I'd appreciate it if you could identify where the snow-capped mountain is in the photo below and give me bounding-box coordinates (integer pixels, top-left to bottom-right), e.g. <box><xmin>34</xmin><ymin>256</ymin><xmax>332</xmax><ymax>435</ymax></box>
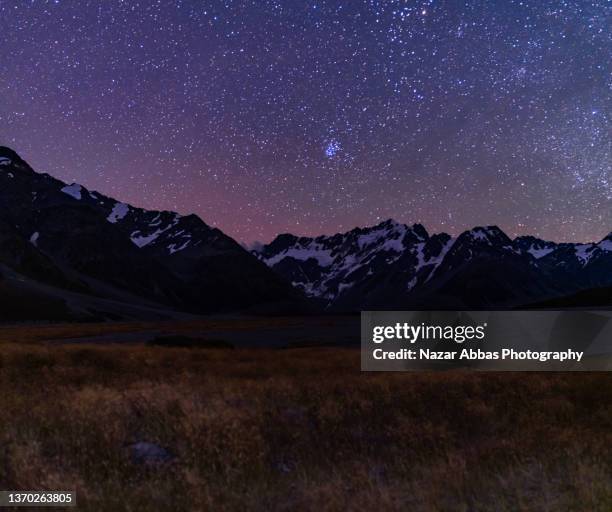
<box><xmin>0</xmin><ymin>146</ymin><xmax>305</xmax><ymax>320</ymax></box>
<box><xmin>254</xmin><ymin>220</ymin><xmax>612</xmax><ymax>310</ymax></box>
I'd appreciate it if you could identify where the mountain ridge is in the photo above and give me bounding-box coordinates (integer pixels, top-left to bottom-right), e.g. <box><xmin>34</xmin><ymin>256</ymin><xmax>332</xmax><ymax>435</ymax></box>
<box><xmin>0</xmin><ymin>147</ymin><xmax>306</xmax><ymax>320</ymax></box>
<box><xmin>253</xmin><ymin>219</ymin><xmax>612</xmax><ymax>310</ymax></box>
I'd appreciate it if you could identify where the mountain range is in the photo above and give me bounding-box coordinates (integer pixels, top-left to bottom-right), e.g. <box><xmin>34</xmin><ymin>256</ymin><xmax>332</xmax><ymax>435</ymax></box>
<box><xmin>0</xmin><ymin>146</ymin><xmax>610</xmax><ymax>321</ymax></box>
<box><xmin>253</xmin><ymin>220</ymin><xmax>612</xmax><ymax>310</ymax></box>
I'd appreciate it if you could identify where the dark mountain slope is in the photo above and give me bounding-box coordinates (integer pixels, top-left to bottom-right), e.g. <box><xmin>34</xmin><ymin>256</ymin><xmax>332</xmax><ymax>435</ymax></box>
<box><xmin>0</xmin><ymin>147</ymin><xmax>306</xmax><ymax>317</ymax></box>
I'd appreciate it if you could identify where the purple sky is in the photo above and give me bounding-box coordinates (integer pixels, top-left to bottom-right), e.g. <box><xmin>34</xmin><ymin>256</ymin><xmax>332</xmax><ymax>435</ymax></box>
<box><xmin>0</xmin><ymin>1</ymin><xmax>610</xmax><ymax>243</ymax></box>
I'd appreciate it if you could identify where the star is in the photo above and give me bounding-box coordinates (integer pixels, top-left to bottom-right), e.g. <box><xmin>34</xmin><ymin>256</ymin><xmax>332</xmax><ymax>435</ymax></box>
<box><xmin>325</xmin><ymin>140</ymin><xmax>341</xmax><ymax>159</ymax></box>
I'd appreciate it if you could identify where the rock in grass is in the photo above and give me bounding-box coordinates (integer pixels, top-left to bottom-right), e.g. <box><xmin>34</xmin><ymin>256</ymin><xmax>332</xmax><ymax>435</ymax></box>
<box><xmin>128</xmin><ymin>442</ymin><xmax>175</xmax><ymax>466</ymax></box>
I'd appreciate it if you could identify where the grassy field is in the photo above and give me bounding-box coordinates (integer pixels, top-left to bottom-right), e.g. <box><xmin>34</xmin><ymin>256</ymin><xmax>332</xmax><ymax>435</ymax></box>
<box><xmin>0</xmin><ymin>331</ymin><xmax>610</xmax><ymax>511</ymax></box>
<box><xmin>0</xmin><ymin>317</ymin><xmax>308</xmax><ymax>344</ymax></box>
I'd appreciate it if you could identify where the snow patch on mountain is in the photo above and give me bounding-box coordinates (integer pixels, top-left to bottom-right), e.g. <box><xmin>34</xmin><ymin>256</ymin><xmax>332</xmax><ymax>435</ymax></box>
<box><xmin>406</xmin><ymin>276</ymin><xmax>418</xmax><ymax>291</ymax></box>
<box><xmin>514</xmin><ymin>236</ymin><xmax>559</xmax><ymax>260</ymax></box>
<box><xmin>358</xmin><ymin>221</ymin><xmax>416</xmax><ymax>252</ymax></box>
<box><xmin>527</xmin><ymin>246</ymin><xmax>555</xmax><ymax>259</ymax></box>
<box><xmin>337</xmin><ymin>282</ymin><xmax>353</xmax><ymax>295</ymax></box>
<box><xmin>130</xmin><ymin>214</ymin><xmax>181</xmax><ymax>248</ymax></box>
<box><xmin>263</xmin><ymin>243</ymin><xmax>334</xmax><ymax>267</ymax></box>
<box><xmin>149</xmin><ymin>214</ymin><xmax>162</xmax><ymax>227</ymax></box>
<box><xmin>380</xmin><ymin>231</ymin><xmax>408</xmax><ymax>256</ymax></box>
<box><xmin>168</xmin><ymin>240</ymin><xmax>191</xmax><ymax>254</ymax></box>
<box><xmin>0</xmin><ymin>157</ymin><xmax>12</xmax><ymax>166</ymax></box>
<box><xmin>598</xmin><ymin>239</ymin><xmax>612</xmax><ymax>252</ymax></box>
<box><xmin>470</xmin><ymin>228</ymin><xmax>491</xmax><ymax>243</ymax></box>
<box><xmin>575</xmin><ymin>244</ymin><xmax>596</xmax><ymax>265</ymax></box>
<box><xmin>359</xmin><ymin>224</ymin><xmax>398</xmax><ymax>249</ymax></box>
<box><xmin>107</xmin><ymin>202</ymin><xmax>130</xmax><ymax>223</ymax></box>
<box><xmin>424</xmin><ymin>237</ymin><xmax>456</xmax><ymax>282</ymax></box>
<box><xmin>131</xmin><ymin>230</ymin><xmax>163</xmax><ymax>248</ymax></box>
<box><xmin>61</xmin><ymin>183</ymin><xmax>83</xmax><ymax>200</ymax></box>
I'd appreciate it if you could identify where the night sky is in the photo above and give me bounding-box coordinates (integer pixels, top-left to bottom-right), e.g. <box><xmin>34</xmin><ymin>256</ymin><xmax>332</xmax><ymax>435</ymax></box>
<box><xmin>0</xmin><ymin>1</ymin><xmax>609</xmax><ymax>244</ymax></box>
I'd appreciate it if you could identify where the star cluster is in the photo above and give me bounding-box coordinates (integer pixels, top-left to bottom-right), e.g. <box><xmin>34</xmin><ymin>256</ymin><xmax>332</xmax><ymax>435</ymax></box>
<box><xmin>0</xmin><ymin>0</ymin><xmax>609</xmax><ymax>243</ymax></box>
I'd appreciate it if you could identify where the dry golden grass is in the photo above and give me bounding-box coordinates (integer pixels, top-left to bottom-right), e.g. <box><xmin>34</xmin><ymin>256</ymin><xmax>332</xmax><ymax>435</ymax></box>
<box><xmin>0</xmin><ymin>339</ymin><xmax>610</xmax><ymax>511</ymax></box>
